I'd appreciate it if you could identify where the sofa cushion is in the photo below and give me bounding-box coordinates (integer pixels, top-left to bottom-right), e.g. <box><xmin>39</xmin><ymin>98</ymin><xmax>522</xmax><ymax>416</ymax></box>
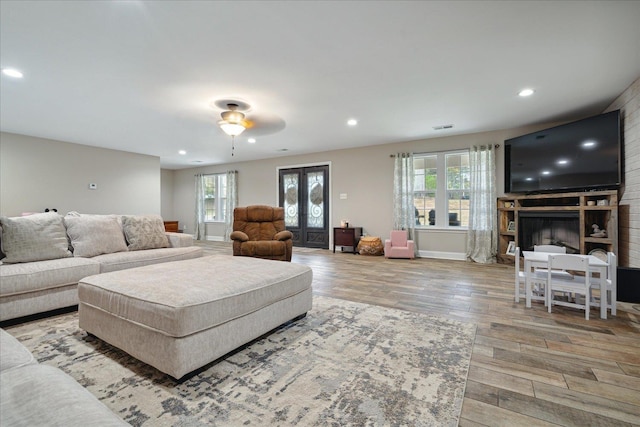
<box><xmin>0</xmin><ymin>213</ymin><xmax>72</xmax><ymax>263</ymax></box>
<box><xmin>64</xmin><ymin>215</ymin><xmax>128</xmax><ymax>258</ymax></box>
<box><xmin>0</xmin><ymin>257</ymin><xmax>101</xmax><ymax>297</ymax></box>
<box><xmin>165</xmin><ymin>232</ymin><xmax>194</xmax><ymax>248</ymax></box>
<box><xmin>0</xmin><ymin>329</ymin><xmax>35</xmax><ymax>372</ymax></box>
<box><xmin>92</xmin><ymin>246</ymin><xmax>203</xmax><ymax>273</ymax></box>
<box><xmin>122</xmin><ymin>215</ymin><xmax>169</xmax><ymax>251</ymax></box>
<box><xmin>0</xmin><ymin>364</ymin><xmax>128</xmax><ymax>426</ymax></box>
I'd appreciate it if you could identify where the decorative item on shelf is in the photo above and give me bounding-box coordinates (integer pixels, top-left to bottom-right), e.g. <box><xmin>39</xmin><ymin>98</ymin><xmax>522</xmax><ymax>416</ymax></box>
<box><xmin>587</xmin><ymin>200</ymin><xmax>596</xmax><ymax>206</ymax></box>
<box><xmin>340</xmin><ymin>220</ymin><xmax>349</xmax><ymax>228</ymax></box>
<box><xmin>506</xmin><ymin>241</ymin><xmax>516</xmax><ymax>255</ymax></box>
<box><xmin>590</xmin><ymin>224</ymin><xmax>607</xmax><ymax>238</ymax></box>
<box><xmin>507</xmin><ymin>221</ymin><xmax>516</xmax><ymax>232</ymax></box>
<box><xmin>597</xmin><ymin>199</ymin><xmax>609</xmax><ymax>206</ymax></box>
<box><xmin>588</xmin><ymin>248</ymin><xmax>608</xmax><ymax>262</ymax></box>
<box><xmin>503</xmin><ymin>201</ymin><xmax>514</xmax><ymax>208</ymax></box>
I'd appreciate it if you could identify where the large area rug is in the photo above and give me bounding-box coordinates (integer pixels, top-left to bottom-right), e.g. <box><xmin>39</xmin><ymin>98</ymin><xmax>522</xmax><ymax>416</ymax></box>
<box><xmin>7</xmin><ymin>296</ymin><xmax>476</xmax><ymax>426</ymax></box>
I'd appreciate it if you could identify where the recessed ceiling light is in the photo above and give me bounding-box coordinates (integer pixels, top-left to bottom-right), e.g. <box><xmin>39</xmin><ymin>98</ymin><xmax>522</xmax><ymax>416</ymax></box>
<box><xmin>248</xmin><ymin>138</ymin><xmax>256</xmax><ymax>143</ymax></box>
<box><xmin>557</xmin><ymin>159</ymin><xmax>569</xmax><ymax>165</ymax></box>
<box><xmin>518</xmin><ymin>88</ymin><xmax>534</xmax><ymax>97</ymax></box>
<box><xmin>277</xmin><ymin>148</ymin><xmax>288</xmax><ymax>152</ymax></box>
<box><xmin>541</xmin><ymin>170</ymin><xmax>551</xmax><ymax>175</ymax></box>
<box><xmin>347</xmin><ymin>119</ymin><xmax>358</xmax><ymax>126</ymax></box>
<box><xmin>582</xmin><ymin>140</ymin><xmax>597</xmax><ymax>148</ymax></box>
<box><xmin>1</xmin><ymin>68</ymin><xmax>23</xmax><ymax>78</ymax></box>
<box><xmin>525</xmin><ymin>177</ymin><xmax>533</xmax><ymax>181</ymax></box>
<box><xmin>178</xmin><ymin>150</ymin><xmax>187</xmax><ymax>155</ymax></box>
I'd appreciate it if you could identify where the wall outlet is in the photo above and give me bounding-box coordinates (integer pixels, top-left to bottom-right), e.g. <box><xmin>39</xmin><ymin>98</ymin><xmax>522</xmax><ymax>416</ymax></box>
<box><xmin>88</xmin><ymin>183</ymin><xmax>97</xmax><ymax>190</ymax></box>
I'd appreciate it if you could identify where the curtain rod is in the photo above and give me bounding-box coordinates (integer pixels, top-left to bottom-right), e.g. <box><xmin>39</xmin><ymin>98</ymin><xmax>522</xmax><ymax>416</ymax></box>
<box><xmin>194</xmin><ymin>170</ymin><xmax>238</xmax><ymax>176</ymax></box>
<box><xmin>390</xmin><ymin>144</ymin><xmax>499</xmax><ymax>157</ymax></box>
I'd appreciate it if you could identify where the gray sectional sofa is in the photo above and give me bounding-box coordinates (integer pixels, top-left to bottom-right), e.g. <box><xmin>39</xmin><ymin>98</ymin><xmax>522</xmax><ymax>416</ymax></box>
<box><xmin>0</xmin><ymin>212</ymin><xmax>203</xmax><ymax>322</ymax></box>
<box><xmin>0</xmin><ymin>328</ymin><xmax>128</xmax><ymax>426</ymax></box>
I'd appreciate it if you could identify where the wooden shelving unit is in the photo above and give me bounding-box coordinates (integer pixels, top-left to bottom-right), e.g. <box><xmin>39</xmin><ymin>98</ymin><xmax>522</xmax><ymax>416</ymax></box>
<box><xmin>497</xmin><ymin>190</ymin><xmax>618</xmax><ymax>264</ymax></box>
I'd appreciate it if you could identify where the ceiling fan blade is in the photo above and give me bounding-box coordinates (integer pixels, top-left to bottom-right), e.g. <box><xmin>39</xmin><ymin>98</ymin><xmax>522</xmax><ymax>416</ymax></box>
<box><xmin>243</xmin><ymin>113</ymin><xmax>286</xmax><ymax>136</ymax></box>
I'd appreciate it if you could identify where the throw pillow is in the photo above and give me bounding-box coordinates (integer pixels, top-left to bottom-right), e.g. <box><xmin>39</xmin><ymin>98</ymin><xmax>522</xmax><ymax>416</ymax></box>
<box><xmin>0</xmin><ymin>212</ymin><xmax>72</xmax><ymax>263</ymax></box>
<box><xmin>64</xmin><ymin>215</ymin><xmax>128</xmax><ymax>257</ymax></box>
<box><xmin>122</xmin><ymin>215</ymin><xmax>169</xmax><ymax>251</ymax></box>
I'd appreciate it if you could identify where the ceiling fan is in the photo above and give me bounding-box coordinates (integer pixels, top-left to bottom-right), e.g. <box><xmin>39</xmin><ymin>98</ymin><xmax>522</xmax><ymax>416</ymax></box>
<box><xmin>218</xmin><ymin>103</ymin><xmax>253</xmax><ymax>137</ymax></box>
<box><xmin>212</xmin><ymin>98</ymin><xmax>286</xmax><ymax>156</ymax></box>
<box><xmin>215</xmin><ymin>100</ymin><xmax>253</xmax><ymax>156</ymax></box>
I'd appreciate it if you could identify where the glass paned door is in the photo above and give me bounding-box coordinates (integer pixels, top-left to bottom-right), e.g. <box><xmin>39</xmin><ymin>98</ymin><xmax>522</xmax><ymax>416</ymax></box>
<box><xmin>283</xmin><ymin>172</ymin><xmax>299</xmax><ymax>228</ymax></box>
<box><xmin>279</xmin><ymin>165</ymin><xmax>329</xmax><ymax>248</ymax></box>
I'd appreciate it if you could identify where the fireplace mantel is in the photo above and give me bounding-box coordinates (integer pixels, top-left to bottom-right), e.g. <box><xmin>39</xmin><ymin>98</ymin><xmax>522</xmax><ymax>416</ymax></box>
<box><xmin>497</xmin><ymin>190</ymin><xmax>618</xmax><ymax>264</ymax></box>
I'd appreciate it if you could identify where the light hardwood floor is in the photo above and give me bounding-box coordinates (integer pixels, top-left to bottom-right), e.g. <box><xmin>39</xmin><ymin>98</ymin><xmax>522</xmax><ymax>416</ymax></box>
<box><xmin>200</xmin><ymin>242</ymin><xmax>640</xmax><ymax>426</ymax></box>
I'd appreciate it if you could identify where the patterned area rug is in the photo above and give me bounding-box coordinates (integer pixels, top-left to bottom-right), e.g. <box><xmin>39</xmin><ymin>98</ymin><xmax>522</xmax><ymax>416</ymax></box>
<box><xmin>7</xmin><ymin>296</ymin><xmax>476</xmax><ymax>426</ymax></box>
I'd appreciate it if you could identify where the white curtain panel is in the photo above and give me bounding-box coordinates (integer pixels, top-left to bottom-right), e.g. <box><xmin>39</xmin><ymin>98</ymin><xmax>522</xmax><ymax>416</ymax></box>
<box><xmin>224</xmin><ymin>170</ymin><xmax>238</xmax><ymax>242</ymax></box>
<box><xmin>194</xmin><ymin>174</ymin><xmax>206</xmax><ymax>241</ymax></box>
<box><xmin>465</xmin><ymin>145</ymin><xmax>497</xmax><ymax>264</ymax></box>
<box><xmin>393</xmin><ymin>153</ymin><xmax>417</xmax><ymax>255</ymax></box>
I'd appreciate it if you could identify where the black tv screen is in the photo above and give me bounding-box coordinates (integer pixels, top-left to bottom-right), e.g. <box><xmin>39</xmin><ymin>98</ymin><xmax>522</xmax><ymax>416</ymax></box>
<box><xmin>505</xmin><ymin>110</ymin><xmax>621</xmax><ymax>193</ymax></box>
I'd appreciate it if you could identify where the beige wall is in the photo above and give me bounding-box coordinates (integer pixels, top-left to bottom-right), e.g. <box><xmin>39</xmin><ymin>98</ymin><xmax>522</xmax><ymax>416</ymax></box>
<box><xmin>161</xmin><ymin>169</ymin><xmax>175</xmax><ymax>220</ymax></box>
<box><xmin>0</xmin><ymin>132</ymin><xmax>161</xmax><ymax>217</ymax></box>
<box><xmin>170</xmin><ymin>122</ymin><xmax>558</xmax><ymax>257</ymax></box>
<box><xmin>605</xmin><ymin>76</ymin><xmax>640</xmax><ymax>268</ymax></box>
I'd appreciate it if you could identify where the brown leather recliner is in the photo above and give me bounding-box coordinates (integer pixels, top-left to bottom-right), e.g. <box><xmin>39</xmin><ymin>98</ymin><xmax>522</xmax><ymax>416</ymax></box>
<box><xmin>230</xmin><ymin>205</ymin><xmax>293</xmax><ymax>262</ymax></box>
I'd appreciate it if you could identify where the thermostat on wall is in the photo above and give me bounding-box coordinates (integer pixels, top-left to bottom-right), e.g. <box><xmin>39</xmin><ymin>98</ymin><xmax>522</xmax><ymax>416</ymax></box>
<box><xmin>89</xmin><ymin>183</ymin><xmax>97</xmax><ymax>190</ymax></box>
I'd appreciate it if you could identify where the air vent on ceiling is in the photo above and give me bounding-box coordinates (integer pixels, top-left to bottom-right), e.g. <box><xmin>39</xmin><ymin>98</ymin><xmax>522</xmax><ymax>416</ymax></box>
<box><xmin>433</xmin><ymin>124</ymin><xmax>454</xmax><ymax>130</ymax></box>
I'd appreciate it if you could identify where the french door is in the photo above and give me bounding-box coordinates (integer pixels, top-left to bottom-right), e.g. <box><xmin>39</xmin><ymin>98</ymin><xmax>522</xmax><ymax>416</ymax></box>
<box><xmin>279</xmin><ymin>165</ymin><xmax>329</xmax><ymax>248</ymax></box>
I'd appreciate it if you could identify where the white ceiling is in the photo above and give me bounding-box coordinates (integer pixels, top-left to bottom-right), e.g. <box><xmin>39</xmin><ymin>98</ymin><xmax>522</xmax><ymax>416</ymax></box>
<box><xmin>1</xmin><ymin>1</ymin><xmax>639</xmax><ymax>169</ymax></box>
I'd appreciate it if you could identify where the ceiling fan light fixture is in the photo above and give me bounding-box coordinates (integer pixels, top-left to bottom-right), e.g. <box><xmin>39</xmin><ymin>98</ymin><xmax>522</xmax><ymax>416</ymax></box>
<box><xmin>219</xmin><ymin>121</ymin><xmax>246</xmax><ymax>136</ymax></box>
<box><xmin>220</xmin><ymin>110</ymin><xmax>245</xmax><ymax>123</ymax></box>
<box><xmin>218</xmin><ymin>103</ymin><xmax>247</xmax><ymax>137</ymax></box>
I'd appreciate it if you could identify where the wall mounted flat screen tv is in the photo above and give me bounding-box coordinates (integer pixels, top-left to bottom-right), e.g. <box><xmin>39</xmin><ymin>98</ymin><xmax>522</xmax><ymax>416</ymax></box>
<box><xmin>505</xmin><ymin>110</ymin><xmax>621</xmax><ymax>194</ymax></box>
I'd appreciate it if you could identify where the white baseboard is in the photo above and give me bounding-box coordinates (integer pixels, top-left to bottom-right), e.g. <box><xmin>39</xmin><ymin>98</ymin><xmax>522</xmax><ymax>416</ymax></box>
<box><xmin>418</xmin><ymin>250</ymin><xmax>467</xmax><ymax>261</ymax></box>
<box><xmin>206</xmin><ymin>236</ymin><xmax>224</xmax><ymax>242</ymax></box>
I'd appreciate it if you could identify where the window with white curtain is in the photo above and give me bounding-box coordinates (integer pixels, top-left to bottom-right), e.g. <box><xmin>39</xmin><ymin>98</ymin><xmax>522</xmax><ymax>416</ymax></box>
<box><xmin>413</xmin><ymin>150</ymin><xmax>470</xmax><ymax>228</ymax></box>
<box><xmin>203</xmin><ymin>173</ymin><xmax>228</xmax><ymax>222</ymax></box>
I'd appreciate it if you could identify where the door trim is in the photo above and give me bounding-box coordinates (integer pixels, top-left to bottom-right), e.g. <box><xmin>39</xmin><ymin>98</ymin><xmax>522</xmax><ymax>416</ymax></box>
<box><xmin>276</xmin><ymin>161</ymin><xmax>332</xmax><ymax>247</ymax></box>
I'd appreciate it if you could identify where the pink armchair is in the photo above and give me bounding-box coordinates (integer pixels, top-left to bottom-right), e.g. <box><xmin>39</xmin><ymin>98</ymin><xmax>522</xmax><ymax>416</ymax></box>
<box><xmin>384</xmin><ymin>230</ymin><xmax>415</xmax><ymax>259</ymax></box>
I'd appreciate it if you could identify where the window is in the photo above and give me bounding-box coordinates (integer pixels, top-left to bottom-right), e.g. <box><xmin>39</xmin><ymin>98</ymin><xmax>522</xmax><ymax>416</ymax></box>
<box><xmin>413</xmin><ymin>155</ymin><xmax>437</xmax><ymax>226</ymax></box>
<box><xmin>414</xmin><ymin>150</ymin><xmax>470</xmax><ymax>228</ymax></box>
<box><xmin>203</xmin><ymin>173</ymin><xmax>227</xmax><ymax>222</ymax></box>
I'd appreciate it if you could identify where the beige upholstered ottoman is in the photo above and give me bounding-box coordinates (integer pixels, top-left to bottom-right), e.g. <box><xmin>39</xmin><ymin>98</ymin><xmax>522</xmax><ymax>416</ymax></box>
<box><xmin>78</xmin><ymin>255</ymin><xmax>313</xmax><ymax>379</ymax></box>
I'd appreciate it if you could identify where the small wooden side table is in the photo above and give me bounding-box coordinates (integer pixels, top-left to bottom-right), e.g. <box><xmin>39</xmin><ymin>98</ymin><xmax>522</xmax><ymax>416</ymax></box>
<box><xmin>333</xmin><ymin>227</ymin><xmax>363</xmax><ymax>254</ymax></box>
<box><xmin>164</xmin><ymin>221</ymin><xmax>179</xmax><ymax>233</ymax></box>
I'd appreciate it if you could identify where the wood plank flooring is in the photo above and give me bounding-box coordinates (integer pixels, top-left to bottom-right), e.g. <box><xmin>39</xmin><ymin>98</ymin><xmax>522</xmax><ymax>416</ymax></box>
<box><xmin>199</xmin><ymin>242</ymin><xmax>640</xmax><ymax>426</ymax></box>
